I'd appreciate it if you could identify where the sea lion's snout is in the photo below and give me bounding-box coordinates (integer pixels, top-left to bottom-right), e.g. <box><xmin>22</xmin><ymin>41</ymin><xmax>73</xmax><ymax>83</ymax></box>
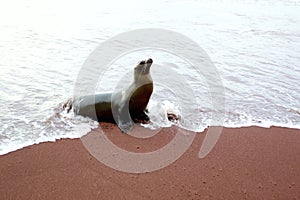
<box><xmin>145</xmin><ymin>58</ymin><xmax>153</xmax><ymax>74</ymax></box>
<box><xmin>135</xmin><ymin>58</ymin><xmax>153</xmax><ymax>76</ymax></box>
<box><xmin>146</xmin><ymin>58</ymin><xmax>153</xmax><ymax>64</ymax></box>
<box><xmin>138</xmin><ymin>58</ymin><xmax>152</xmax><ymax>66</ymax></box>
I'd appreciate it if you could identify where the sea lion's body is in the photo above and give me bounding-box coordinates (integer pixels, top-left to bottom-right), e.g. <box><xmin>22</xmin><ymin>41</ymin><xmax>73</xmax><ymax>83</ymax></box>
<box><xmin>68</xmin><ymin>58</ymin><xmax>154</xmax><ymax>131</ymax></box>
<box><xmin>76</xmin><ymin>93</ymin><xmax>114</xmax><ymax>122</ymax></box>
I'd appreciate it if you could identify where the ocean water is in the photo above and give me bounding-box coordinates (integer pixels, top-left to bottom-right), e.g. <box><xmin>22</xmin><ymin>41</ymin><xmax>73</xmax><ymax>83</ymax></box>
<box><xmin>0</xmin><ymin>0</ymin><xmax>300</xmax><ymax>155</ymax></box>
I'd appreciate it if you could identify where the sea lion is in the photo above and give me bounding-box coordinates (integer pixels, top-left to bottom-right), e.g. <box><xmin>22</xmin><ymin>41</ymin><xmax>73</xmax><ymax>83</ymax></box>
<box><xmin>66</xmin><ymin>58</ymin><xmax>154</xmax><ymax>132</ymax></box>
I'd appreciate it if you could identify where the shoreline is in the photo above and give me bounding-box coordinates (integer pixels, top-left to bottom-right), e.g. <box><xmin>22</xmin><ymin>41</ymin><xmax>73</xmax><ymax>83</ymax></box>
<box><xmin>2</xmin><ymin>123</ymin><xmax>300</xmax><ymax>157</ymax></box>
<box><xmin>0</xmin><ymin>125</ymin><xmax>299</xmax><ymax>199</ymax></box>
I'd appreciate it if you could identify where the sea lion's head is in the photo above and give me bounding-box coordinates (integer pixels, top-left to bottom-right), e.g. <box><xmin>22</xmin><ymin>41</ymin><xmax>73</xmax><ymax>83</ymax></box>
<box><xmin>134</xmin><ymin>58</ymin><xmax>153</xmax><ymax>81</ymax></box>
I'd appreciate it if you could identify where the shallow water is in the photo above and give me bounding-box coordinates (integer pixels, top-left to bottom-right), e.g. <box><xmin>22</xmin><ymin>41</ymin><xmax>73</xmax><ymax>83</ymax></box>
<box><xmin>0</xmin><ymin>0</ymin><xmax>300</xmax><ymax>154</ymax></box>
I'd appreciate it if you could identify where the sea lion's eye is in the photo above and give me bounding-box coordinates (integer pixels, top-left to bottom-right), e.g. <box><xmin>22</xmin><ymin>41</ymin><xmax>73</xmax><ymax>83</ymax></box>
<box><xmin>139</xmin><ymin>61</ymin><xmax>145</xmax><ymax>65</ymax></box>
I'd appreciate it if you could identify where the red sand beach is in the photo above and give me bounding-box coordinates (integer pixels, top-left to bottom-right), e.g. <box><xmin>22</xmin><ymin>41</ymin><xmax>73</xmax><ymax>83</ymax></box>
<box><xmin>0</xmin><ymin>124</ymin><xmax>299</xmax><ymax>199</ymax></box>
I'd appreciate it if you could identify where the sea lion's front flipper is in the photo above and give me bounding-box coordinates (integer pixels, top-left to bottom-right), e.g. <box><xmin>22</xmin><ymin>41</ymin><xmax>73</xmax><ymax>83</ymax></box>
<box><xmin>111</xmin><ymin>92</ymin><xmax>134</xmax><ymax>133</ymax></box>
<box><xmin>133</xmin><ymin>112</ymin><xmax>150</xmax><ymax>124</ymax></box>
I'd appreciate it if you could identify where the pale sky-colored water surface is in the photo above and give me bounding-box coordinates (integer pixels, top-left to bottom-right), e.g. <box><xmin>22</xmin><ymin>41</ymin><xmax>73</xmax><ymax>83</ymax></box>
<box><xmin>0</xmin><ymin>0</ymin><xmax>300</xmax><ymax>154</ymax></box>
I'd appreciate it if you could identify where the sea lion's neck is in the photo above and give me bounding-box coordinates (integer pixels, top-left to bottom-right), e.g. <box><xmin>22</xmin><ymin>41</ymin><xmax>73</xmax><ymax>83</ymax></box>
<box><xmin>134</xmin><ymin>73</ymin><xmax>152</xmax><ymax>84</ymax></box>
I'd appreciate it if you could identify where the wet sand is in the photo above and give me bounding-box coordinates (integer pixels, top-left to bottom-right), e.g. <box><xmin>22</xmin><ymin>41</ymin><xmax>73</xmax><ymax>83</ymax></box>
<box><xmin>0</xmin><ymin>124</ymin><xmax>299</xmax><ymax>199</ymax></box>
